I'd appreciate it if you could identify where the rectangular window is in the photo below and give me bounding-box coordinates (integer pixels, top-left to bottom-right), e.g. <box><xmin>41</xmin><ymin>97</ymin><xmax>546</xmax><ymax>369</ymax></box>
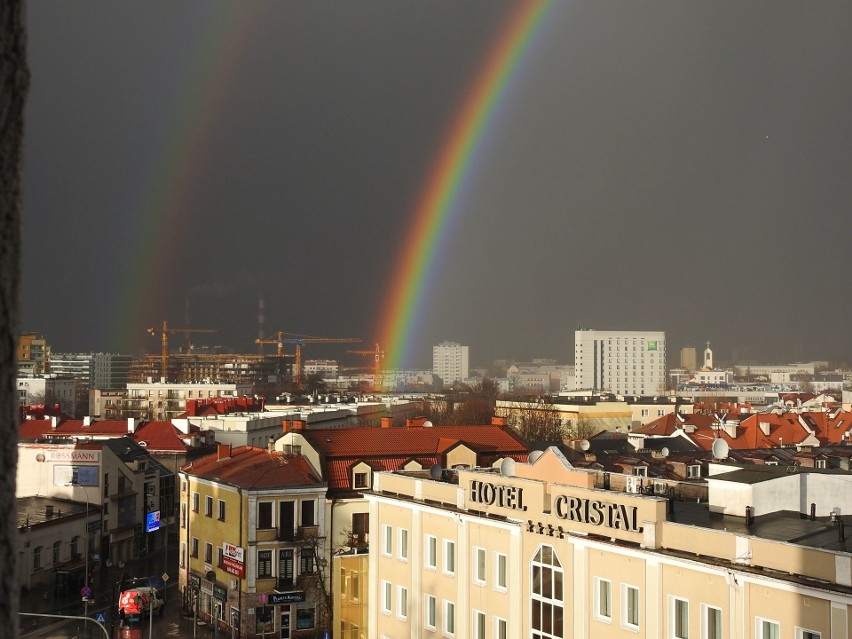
<box><xmin>217</xmin><ymin>499</ymin><xmax>226</xmax><ymax>521</ymax></box>
<box><xmin>204</xmin><ymin>542</ymin><xmax>213</xmax><ymax>563</ymax></box>
<box><xmin>382</xmin><ymin>525</ymin><xmax>392</xmax><ymax>556</ymax></box>
<box><xmin>473</xmin><ymin>610</ymin><xmax>486</xmax><ymax>639</ymax></box>
<box><xmin>191</xmin><ymin>537</ymin><xmax>198</xmax><ymax>558</ymax></box>
<box><xmin>398</xmin><ymin>529</ymin><xmax>409</xmax><ymax>560</ymax></box>
<box><xmin>301</xmin><ymin>500</ymin><xmax>315</xmax><ymax>527</ymax></box>
<box><xmin>672</xmin><ymin>597</ymin><xmax>689</xmax><ymax>639</ymax></box>
<box><xmin>444</xmin><ymin>540</ymin><xmax>455</xmax><ymax>575</ymax></box>
<box><xmin>796</xmin><ymin>630</ymin><xmax>821</xmax><ymax>639</ymax></box>
<box><xmin>702</xmin><ymin>605</ymin><xmax>722</xmax><ymax>639</ymax></box>
<box><xmin>191</xmin><ymin>492</ymin><xmax>199</xmax><ymax>512</ymax></box>
<box><xmin>425</xmin><ymin>595</ymin><xmax>437</xmax><ymax>630</ymax></box>
<box><xmin>257</xmin><ymin>550</ymin><xmax>272</xmax><ymax>577</ymax></box>
<box><xmin>204</xmin><ymin>495</ymin><xmax>212</xmax><ymax>517</ymax></box>
<box><xmin>443</xmin><ymin>600</ymin><xmax>455</xmax><ymax>637</ymax></box>
<box><xmin>300</xmin><ymin>547</ymin><xmax>315</xmax><ymax>574</ymax></box>
<box><xmin>397</xmin><ymin>586</ymin><xmax>408</xmax><ymax>620</ymax></box>
<box><xmin>381</xmin><ymin>580</ymin><xmax>392</xmax><ymax>615</ymax></box>
<box><xmin>425</xmin><ymin>535</ymin><xmax>437</xmax><ymax>569</ymax></box>
<box><xmin>595</xmin><ymin>578</ymin><xmax>612</xmax><ymax>621</ymax></box>
<box><xmin>217</xmin><ymin>547</ymin><xmax>224</xmax><ymax>567</ymax></box>
<box><xmin>180</xmin><ymin>503</ymin><xmax>186</xmax><ymax>528</ymax></box>
<box><xmin>687</xmin><ymin>465</ymin><xmax>701</xmax><ymax>478</ymax></box>
<box><xmin>757</xmin><ymin>618</ymin><xmax>780</xmax><ymax>639</ymax></box>
<box><xmin>495</xmin><ymin>617</ymin><xmax>507</xmax><ymax>639</ymax></box>
<box><xmin>495</xmin><ymin>552</ymin><xmax>507</xmax><ymax>589</ymax></box>
<box><xmin>353</xmin><ymin>471</ymin><xmax>368</xmax><ymax>489</ymax></box>
<box><xmin>33</xmin><ymin>546</ymin><xmax>41</xmax><ymax>570</ymax></box>
<box><xmin>258</xmin><ymin>502</ymin><xmax>273</xmax><ymax>529</ymax></box>
<box><xmin>622</xmin><ymin>584</ymin><xmax>639</xmax><ymax>629</ymax></box>
<box><xmin>474</xmin><ymin>547</ymin><xmax>486</xmax><ymax>584</ymax></box>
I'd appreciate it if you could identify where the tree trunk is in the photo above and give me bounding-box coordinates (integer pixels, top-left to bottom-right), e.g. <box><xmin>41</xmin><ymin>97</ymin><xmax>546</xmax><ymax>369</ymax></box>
<box><xmin>0</xmin><ymin>0</ymin><xmax>28</xmax><ymax>632</ymax></box>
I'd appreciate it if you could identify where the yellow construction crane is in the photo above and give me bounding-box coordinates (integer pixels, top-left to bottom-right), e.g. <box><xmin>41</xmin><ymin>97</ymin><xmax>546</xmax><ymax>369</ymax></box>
<box><xmin>147</xmin><ymin>320</ymin><xmax>217</xmax><ymax>380</ymax></box>
<box><xmin>255</xmin><ymin>331</ymin><xmax>361</xmax><ymax>377</ymax></box>
<box><xmin>348</xmin><ymin>343</ymin><xmax>385</xmax><ymax>379</ymax></box>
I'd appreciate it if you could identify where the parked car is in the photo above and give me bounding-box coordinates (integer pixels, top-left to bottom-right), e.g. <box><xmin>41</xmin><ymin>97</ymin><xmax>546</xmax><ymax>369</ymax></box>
<box><xmin>117</xmin><ymin>586</ymin><xmax>164</xmax><ymax>621</ymax></box>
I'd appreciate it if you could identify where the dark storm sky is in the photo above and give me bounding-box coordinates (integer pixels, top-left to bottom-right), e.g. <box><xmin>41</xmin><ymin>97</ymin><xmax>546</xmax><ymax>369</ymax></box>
<box><xmin>21</xmin><ymin>1</ymin><xmax>852</xmax><ymax>368</ymax></box>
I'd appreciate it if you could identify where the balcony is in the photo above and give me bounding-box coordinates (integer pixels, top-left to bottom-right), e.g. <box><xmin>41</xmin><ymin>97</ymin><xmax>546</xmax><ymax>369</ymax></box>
<box><xmin>277</xmin><ymin>525</ymin><xmax>319</xmax><ymax>542</ymax></box>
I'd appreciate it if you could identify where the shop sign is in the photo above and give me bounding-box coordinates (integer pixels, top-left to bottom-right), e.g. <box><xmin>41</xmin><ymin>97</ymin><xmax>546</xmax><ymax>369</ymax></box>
<box><xmin>222</xmin><ymin>556</ymin><xmax>245</xmax><ymax>578</ymax></box>
<box><xmin>268</xmin><ymin>591</ymin><xmax>305</xmax><ymax>605</ymax></box>
<box><xmin>213</xmin><ymin>584</ymin><xmax>228</xmax><ymax>602</ymax></box>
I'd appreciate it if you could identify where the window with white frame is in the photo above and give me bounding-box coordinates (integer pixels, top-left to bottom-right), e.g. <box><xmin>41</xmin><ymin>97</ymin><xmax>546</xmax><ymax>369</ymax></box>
<box><xmin>530</xmin><ymin>545</ymin><xmax>564</xmax><ymax>639</ymax></box>
<box><xmin>634</xmin><ymin>466</ymin><xmax>648</xmax><ymax>477</ymax></box>
<box><xmin>398</xmin><ymin>528</ymin><xmax>409</xmax><ymax>561</ymax></box>
<box><xmin>217</xmin><ymin>499</ymin><xmax>226</xmax><ymax>521</ymax></box>
<box><xmin>595</xmin><ymin>577</ymin><xmax>612</xmax><ymax>622</ymax></box>
<box><xmin>702</xmin><ymin>605</ymin><xmax>722</xmax><ymax>639</ymax></box>
<box><xmin>795</xmin><ymin>629</ymin><xmax>820</xmax><ymax>639</ymax></box>
<box><xmin>443</xmin><ymin>539</ymin><xmax>455</xmax><ymax>575</ymax></box>
<box><xmin>425</xmin><ymin>535</ymin><xmax>437</xmax><ymax>569</ymax></box>
<box><xmin>257</xmin><ymin>549</ymin><xmax>272</xmax><ymax>577</ymax></box>
<box><xmin>191</xmin><ymin>492</ymin><xmax>199</xmax><ymax>512</ymax></box>
<box><xmin>756</xmin><ymin>617</ymin><xmax>780</xmax><ymax>639</ymax></box>
<box><xmin>382</xmin><ymin>525</ymin><xmax>392</xmax><ymax>556</ymax></box>
<box><xmin>353</xmin><ymin>471</ymin><xmax>369</xmax><ymax>490</ymax></box>
<box><xmin>205</xmin><ymin>495</ymin><xmax>213</xmax><ymax>517</ymax></box>
<box><xmin>495</xmin><ymin>552</ymin><xmax>507</xmax><ymax>590</ymax></box>
<box><xmin>472</xmin><ymin>610</ymin><xmax>485</xmax><ymax>639</ymax></box>
<box><xmin>687</xmin><ymin>464</ymin><xmax>701</xmax><ymax>478</ymax></box>
<box><xmin>622</xmin><ymin>584</ymin><xmax>639</xmax><ymax>630</ymax></box>
<box><xmin>815</xmin><ymin>459</ymin><xmax>826</xmax><ymax>469</ymax></box>
<box><xmin>671</xmin><ymin>597</ymin><xmax>689</xmax><ymax>639</ymax></box>
<box><xmin>397</xmin><ymin>586</ymin><xmax>408</xmax><ymax>620</ymax></box>
<box><xmin>381</xmin><ymin>580</ymin><xmax>392</xmax><ymax>615</ymax></box>
<box><xmin>495</xmin><ymin>617</ymin><xmax>507</xmax><ymax>639</ymax></box>
<box><xmin>443</xmin><ymin>600</ymin><xmax>455</xmax><ymax>637</ymax></box>
<box><xmin>425</xmin><ymin>594</ymin><xmax>437</xmax><ymax>630</ymax></box>
<box><xmin>473</xmin><ymin>547</ymin><xmax>486</xmax><ymax>585</ymax></box>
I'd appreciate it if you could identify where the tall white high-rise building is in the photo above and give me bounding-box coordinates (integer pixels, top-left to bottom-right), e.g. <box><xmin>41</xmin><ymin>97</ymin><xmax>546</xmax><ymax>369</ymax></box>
<box><xmin>574</xmin><ymin>329</ymin><xmax>666</xmax><ymax>395</ymax></box>
<box><xmin>432</xmin><ymin>341</ymin><xmax>469</xmax><ymax>387</ymax></box>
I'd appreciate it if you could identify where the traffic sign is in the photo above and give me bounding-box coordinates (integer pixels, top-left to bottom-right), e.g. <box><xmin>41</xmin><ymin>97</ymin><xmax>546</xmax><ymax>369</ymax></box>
<box><xmin>81</xmin><ymin>586</ymin><xmax>92</xmax><ymax>598</ymax></box>
<box><xmin>95</xmin><ymin>613</ymin><xmax>106</xmax><ymax>623</ymax></box>
<box><xmin>162</xmin><ymin>572</ymin><xmax>169</xmax><ymax>582</ymax></box>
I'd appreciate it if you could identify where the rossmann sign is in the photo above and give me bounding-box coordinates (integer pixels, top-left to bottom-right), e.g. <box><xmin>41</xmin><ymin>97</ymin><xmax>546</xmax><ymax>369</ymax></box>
<box><xmin>46</xmin><ymin>450</ymin><xmax>100</xmax><ymax>462</ymax></box>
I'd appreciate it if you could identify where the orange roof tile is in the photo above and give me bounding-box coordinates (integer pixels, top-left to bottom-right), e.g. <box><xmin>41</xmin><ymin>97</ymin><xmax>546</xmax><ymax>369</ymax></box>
<box><xmin>182</xmin><ymin>446</ymin><xmax>322</xmax><ymax>489</ymax></box>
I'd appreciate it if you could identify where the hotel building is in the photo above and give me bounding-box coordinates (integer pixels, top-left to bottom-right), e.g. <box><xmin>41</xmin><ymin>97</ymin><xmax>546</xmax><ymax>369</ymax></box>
<box><xmin>366</xmin><ymin>448</ymin><xmax>851</xmax><ymax>639</ymax></box>
<box><xmin>575</xmin><ymin>330</ymin><xmax>666</xmax><ymax>396</ymax></box>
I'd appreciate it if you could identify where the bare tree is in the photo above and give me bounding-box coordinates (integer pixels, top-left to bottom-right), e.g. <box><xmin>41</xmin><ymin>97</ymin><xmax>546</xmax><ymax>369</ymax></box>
<box><xmin>497</xmin><ymin>396</ymin><xmax>566</xmax><ymax>442</ymax></box>
<box><xmin>1</xmin><ymin>0</ymin><xmax>28</xmax><ymax>631</ymax></box>
<box><xmin>570</xmin><ymin>417</ymin><xmax>600</xmax><ymax>439</ymax></box>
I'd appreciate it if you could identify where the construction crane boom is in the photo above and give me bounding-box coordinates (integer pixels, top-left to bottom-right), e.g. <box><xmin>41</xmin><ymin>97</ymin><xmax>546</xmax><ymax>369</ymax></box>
<box><xmin>255</xmin><ymin>331</ymin><xmax>361</xmax><ymax>377</ymax></box>
<box><xmin>147</xmin><ymin>320</ymin><xmax>217</xmax><ymax>380</ymax></box>
<box><xmin>348</xmin><ymin>343</ymin><xmax>385</xmax><ymax>380</ymax></box>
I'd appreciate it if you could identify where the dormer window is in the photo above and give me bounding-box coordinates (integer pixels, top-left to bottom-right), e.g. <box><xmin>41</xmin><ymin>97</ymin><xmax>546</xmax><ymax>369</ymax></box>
<box><xmin>815</xmin><ymin>459</ymin><xmax>826</xmax><ymax>469</ymax></box>
<box><xmin>686</xmin><ymin>464</ymin><xmax>701</xmax><ymax>478</ymax></box>
<box><xmin>633</xmin><ymin>467</ymin><xmax>647</xmax><ymax>477</ymax></box>
<box><xmin>353</xmin><ymin>471</ymin><xmax>369</xmax><ymax>490</ymax></box>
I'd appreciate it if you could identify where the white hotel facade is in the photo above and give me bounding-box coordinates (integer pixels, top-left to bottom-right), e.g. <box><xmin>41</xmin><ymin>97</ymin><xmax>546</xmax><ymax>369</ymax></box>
<box><xmin>575</xmin><ymin>329</ymin><xmax>667</xmax><ymax>396</ymax></box>
<box><xmin>366</xmin><ymin>449</ymin><xmax>851</xmax><ymax>639</ymax></box>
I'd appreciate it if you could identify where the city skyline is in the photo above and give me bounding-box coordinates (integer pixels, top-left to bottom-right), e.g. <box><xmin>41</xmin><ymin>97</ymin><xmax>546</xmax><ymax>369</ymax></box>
<box><xmin>22</xmin><ymin>2</ymin><xmax>852</xmax><ymax>367</ymax></box>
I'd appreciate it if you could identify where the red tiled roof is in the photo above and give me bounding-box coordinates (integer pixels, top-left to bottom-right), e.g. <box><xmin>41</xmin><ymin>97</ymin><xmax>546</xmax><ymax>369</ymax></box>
<box><xmin>296</xmin><ymin>424</ymin><xmax>529</xmax><ymax>491</ymax></box>
<box><xmin>182</xmin><ymin>446</ymin><xmax>322</xmax><ymax>489</ymax></box>
<box><xmin>133</xmin><ymin>421</ymin><xmax>191</xmax><ymax>452</ymax></box>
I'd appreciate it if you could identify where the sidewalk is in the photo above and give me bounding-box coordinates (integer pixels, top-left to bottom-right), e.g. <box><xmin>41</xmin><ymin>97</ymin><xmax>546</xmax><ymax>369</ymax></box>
<box><xmin>20</xmin><ymin>538</ymin><xmax>178</xmax><ymax>632</ymax></box>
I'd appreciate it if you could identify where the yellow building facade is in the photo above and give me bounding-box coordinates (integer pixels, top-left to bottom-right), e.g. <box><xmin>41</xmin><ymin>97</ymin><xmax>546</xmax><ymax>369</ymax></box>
<box><xmin>367</xmin><ymin>449</ymin><xmax>852</xmax><ymax>639</ymax></box>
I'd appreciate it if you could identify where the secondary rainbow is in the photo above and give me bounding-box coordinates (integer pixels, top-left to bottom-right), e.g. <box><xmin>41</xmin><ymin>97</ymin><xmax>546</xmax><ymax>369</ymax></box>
<box><xmin>376</xmin><ymin>0</ymin><xmax>556</xmax><ymax>370</ymax></box>
<box><xmin>109</xmin><ymin>4</ymin><xmax>263</xmax><ymax>350</ymax></box>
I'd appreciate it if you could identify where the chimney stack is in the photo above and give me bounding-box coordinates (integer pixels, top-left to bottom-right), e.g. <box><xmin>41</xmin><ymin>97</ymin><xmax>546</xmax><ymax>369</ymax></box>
<box><xmin>292</xmin><ymin>420</ymin><xmax>306</xmax><ymax>431</ymax></box>
<box><xmin>381</xmin><ymin>417</ymin><xmax>393</xmax><ymax>429</ymax></box>
<box><xmin>217</xmin><ymin>444</ymin><xmax>232</xmax><ymax>461</ymax></box>
<box><xmin>491</xmin><ymin>416</ymin><xmax>507</xmax><ymax>426</ymax></box>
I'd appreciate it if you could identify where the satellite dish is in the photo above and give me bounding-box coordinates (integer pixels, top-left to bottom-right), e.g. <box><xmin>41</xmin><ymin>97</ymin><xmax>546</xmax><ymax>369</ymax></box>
<box><xmin>579</xmin><ymin>439</ymin><xmax>591</xmax><ymax>452</ymax></box>
<box><xmin>711</xmin><ymin>438</ymin><xmax>730</xmax><ymax>460</ymax></box>
<box><xmin>528</xmin><ymin>450</ymin><xmax>544</xmax><ymax>464</ymax></box>
<box><xmin>500</xmin><ymin>458</ymin><xmax>516</xmax><ymax>477</ymax></box>
<box><xmin>429</xmin><ymin>464</ymin><xmax>443</xmax><ymax>480</ymax></box>
<box><xmin>660</xmin><ymin>447</ymin><xmax>670</xmax><ymax>458</ymax></box>
<box><xmin>423</xmin><ymin>420</ymin><xmax>433</xmax><ymax>428</ymax></box>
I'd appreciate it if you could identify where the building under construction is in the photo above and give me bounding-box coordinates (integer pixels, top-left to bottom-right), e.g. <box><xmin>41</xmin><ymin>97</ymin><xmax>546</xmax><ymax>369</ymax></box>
<box><xmin>129</xmin><ymin>353</ymin><xmax>291</xmax><ymax>393</ymax></box>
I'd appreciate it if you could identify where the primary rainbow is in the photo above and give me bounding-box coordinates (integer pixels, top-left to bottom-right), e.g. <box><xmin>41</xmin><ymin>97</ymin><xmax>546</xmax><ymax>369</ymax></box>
<box><xmin>376</xmin><ymin>0</ymin><xmax>556</xmax><ymax>370</ymax></box>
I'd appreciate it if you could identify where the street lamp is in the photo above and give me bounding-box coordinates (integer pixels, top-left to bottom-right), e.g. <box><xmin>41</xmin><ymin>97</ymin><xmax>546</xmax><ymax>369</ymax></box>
<box><xmin>67</xmin><ymin>482</ymin><xmax>92</xmax><ymax>617</ymax></box>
